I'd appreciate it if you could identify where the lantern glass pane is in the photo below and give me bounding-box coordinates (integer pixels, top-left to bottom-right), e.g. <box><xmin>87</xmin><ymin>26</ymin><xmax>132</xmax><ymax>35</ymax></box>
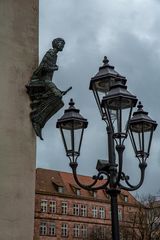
<box><xmin>60</xmin><ymin>120</ymin><xmax>85</xmax><ymax>157</ymax></box>
<box><xmin>110</xmin><ymin>107</ymin><xmax>132</xmax><ymax>135</ymax></box>
<box><xmin>74</xmin><ymin>128</ymin><xmax>83</xmax><ymax>153</ymax></box>
<box><xmin>130</xmin><ymin>131</ymin><xmax>142</xmax><ymax>155</ymax></box>
<box><xmin>144</xmin><ymin>131</ymin><xmax>152</xmax><ymax>154</ymax></box>
<box><xmin>92</xmin><ymin>86</ymin><xmax>108</xmax><ymax>119</ymax></box>
<box><xmin>62</xmin><ymin>128</ymin><xmax>72</xmax><ymax>152</ymax></box>
<box><xmin>130</xmin><ymin>129</ymin><xmax>152</xmax><ymax>159</ymax></box>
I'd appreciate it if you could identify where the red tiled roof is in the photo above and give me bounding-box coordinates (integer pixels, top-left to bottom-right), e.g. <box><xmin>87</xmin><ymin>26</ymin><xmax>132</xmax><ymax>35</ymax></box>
<box><xmin>36</xmin><ymin>168</ymin><xmax>138</xmax><ymax>204</ymax></box>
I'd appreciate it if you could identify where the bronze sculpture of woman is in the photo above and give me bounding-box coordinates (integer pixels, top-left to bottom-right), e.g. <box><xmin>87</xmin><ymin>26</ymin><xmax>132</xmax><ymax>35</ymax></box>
<box><xmin>26</xmin><ymin>38</ymin><xmax>71</xmax><ymax>140</ymax></box>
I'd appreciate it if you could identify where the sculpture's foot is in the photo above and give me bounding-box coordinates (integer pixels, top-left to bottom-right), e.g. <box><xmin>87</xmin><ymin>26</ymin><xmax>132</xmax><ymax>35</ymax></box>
<box><xmin>32</xmin><ymin>122</ymin><xmax>43</xmax><ymax>140</ymax></box>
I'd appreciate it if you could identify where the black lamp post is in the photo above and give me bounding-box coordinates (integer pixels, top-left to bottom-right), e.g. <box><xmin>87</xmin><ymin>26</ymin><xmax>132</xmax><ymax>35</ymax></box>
<box><xmin>56</xmin><ymin>57</ymin><xmax>157</xmax><ymax>240</ymax></box>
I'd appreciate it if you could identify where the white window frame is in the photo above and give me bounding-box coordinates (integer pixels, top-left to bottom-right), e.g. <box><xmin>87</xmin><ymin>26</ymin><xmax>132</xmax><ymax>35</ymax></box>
<box><xmin>49</xmin><ymin>200</ymin><xmax>56</xmax><ymax>213</ymax></box>
<box><xmin>118</xmin><ymin>208</ymin><xmax>122</xmax><ymax>221</ymax></box>
<box><xmin>92</xmin><ymin>206</ymin><xmax>98</xmax><ymax>218</ymax></box>
<box><xmin>81</xmin><ymin>204</ymin><xmax>87</xmax><ymax>217</ymax></box>
<box><xmin>76</xmin><ymin>189</ymin><xmax>81</xmax><ymax>196</ymax></box>
<box><xmin>40</xmin><ymin>222</ymin><xmax>47</xmax><ymax>235</ymax></box>
<box><xmin>40</xmin><ymin>200</ymin><xmax>48</xmax><ymax>212</ymax></box>
<box><xmin>124</xmin><ymin>196</ymin><xmax>128</xmax><ymax>202</ymax></box>
<box><xmin>58</xmin><ymin>186</ymin><xmax>64</xmax><ymax>193</ymax></box>
<box><xmin>73</xmin><ymin>203</ymin><xmax>80</xmax><ymax>216</ymax></box>
<box><xmin>73</xmin><ymin>224</ymin><xmax>80</xmax><ymax>238</ymax></box>
<box><xmin>93</xmin><ymin>191</ymin><xmax>97</xmax><ymax>198</ymax></box>
<box><xmin>49</xmin><ymin>223</ymin><xmax>56</xmax><ymax>236</ymax></box>
<box><xmin>99</xmin><ymin>207</ymin><xmax>105</xmax><ymax>219</ymax></box>
<box><xmin>61</xmin><ymin>202</ymin><xmax>68</xmax><ymax>215</ymax></box>
<box><xmin>81</xmin><ymin>225</ymin><xmax>88</xmax><ymax>238</ymax></box>
<box><xmin>61</xmin><ymin>223</ymin><xmax>68</xmax><ymax>237</ymax></box>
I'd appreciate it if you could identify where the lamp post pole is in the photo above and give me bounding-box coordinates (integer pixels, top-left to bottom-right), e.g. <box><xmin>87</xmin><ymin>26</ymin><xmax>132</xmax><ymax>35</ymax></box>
<box><xmin>56</xmin><ymin>57</ymin><xmax>157</xmax><ymax>240</ymax></box>
<box><xmin>107</xmin><ymin>126</ymin><xmax>120</xmax><ymax>240</ymax></box>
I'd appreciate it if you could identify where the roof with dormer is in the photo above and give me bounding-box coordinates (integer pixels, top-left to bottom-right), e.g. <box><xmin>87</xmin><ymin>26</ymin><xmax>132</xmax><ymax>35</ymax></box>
<box><xmin>36</xmin><ymin>168</ymin><xmax>138</xmax><ymax>206</ymax></box>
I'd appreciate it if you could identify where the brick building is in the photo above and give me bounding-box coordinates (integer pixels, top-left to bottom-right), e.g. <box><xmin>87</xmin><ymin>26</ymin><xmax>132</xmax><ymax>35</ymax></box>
<box><xmin>34</xmin><ymin>168</ymin><xmax>138</xmax><ymax>240</ymax></box>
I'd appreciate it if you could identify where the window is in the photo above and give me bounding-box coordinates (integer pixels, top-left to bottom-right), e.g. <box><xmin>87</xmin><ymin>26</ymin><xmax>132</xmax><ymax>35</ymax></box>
<box><xmin>92</xmin><ymin>206</ymin><xmax>98</xmax><ymax>218</ymax></box>
<box><xmin>61</xmin><ymin>223</ymin><xmax>68</xmax><ymax>237</ymax></box>
<box><xmin>93</xmin><ymin>226</ymin><xmax>106</xmax><ymax>239</ymax></box>
<box><xmin>101</xmin><ymin>227</ymin><xmax>106</xmax><ymax>239</ymax></box>
<box><xmin>81</xmin><ymin>225</ymin><xmax>87</xmax><ymax>238</ymax></box>
<box><xmin>40</xmin><ymin>200</ymin><xmax>48</xmax><ymax>212</ymax></box>
<box><xmin>99</xmin><ymin>207</ymin><xmax>105</xmax><ymax>219</ymax></box>
<box><xmin>124</xmin><ymin>196</ymin><xmax>128</xmax><ymax>202</ymax></box>
<box><xmin>73</xmin><ymin>204</ymin><xmax>80</xmax><ymax>216</ymax></box>
<box><xmin>93</xmin><ymin>191</ymin><xmax>97</xmax><ymax>198</ymax></box>
<box><xmin>118</xmin><ymin>208</ymin><xmax>122</xmax><ymax>221</ymax></box>
<box><xmin>81</xmin><ymin>205</ymin><xmax>87</xmax><ymax>217</ymax></box>
<box><xmin>108</xmin><ymin>208</ymin><xmax>111</xmax><ymax>219</ymax></box>
<box><xmin>76</xmin><ymin>189</ymin><xmax>81</xmax><ymax>196</ymax></box>
<box><xmin>90</xmin><ymin>190</ymin><xmax>97</xmax><ymax>198</ymax></box>
<box><xmin>62</xmin><ymin>202</ymin><xmax>68</xmax><ymax>215</ymax></box>
<box><xmin>40</xmin><ymin>222</ymin><xmax>47</xmax><ymax>235</ymax></box>
<box><xmin>93</xmin><ymin>227</ymin><xmax>98</xmax><ymax>238</ymax></box>
<box><xmin>49</xmin><ymin>201</ymin><xmax>56</xmax><ymax>213</ymax></box>
<box><xmin>73</xmin><ymin>224</ymin><xmax>80</xmax><ymax>237</ymax></box>
<box><xmin>58</xmin><ymin>186</ymin><xmax>64</xmax><ymax>193</ymax></box>
<box><xmin>49</xmin><ymin>223</ymin><xmax>56</xmax><ymax>236</ymax></box>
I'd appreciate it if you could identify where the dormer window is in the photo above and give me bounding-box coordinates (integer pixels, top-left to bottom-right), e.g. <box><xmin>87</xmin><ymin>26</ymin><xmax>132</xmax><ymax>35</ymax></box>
<box><xmin>120</xmin><ymin>193</ymin><xmax>128</xmax><ymax>202</ymax></box>
<box><xmin>51</xmin><ymin>177</ymin><xmax>64</xmax><ymax>193</ymax></box>
<box><xmin>93</xmin><ymin>191</ymin><xmax>97</xmax><ymax>198</ymax></box>
<box><xmin>76</xmin><ymin>189</ymin><xmax>81</xmax><ymax>196</ymax></box>
<box><xmin>89</xmin><ymin>190</ymin><xmax>97</xmax><ymax>198</ymax></box>
<box><xmin>124</xmin><ymin>195</ymin><xmax>128</xmax><ymax>202</ymax></box>
<box><xmin>58</xmin><ymin>186</ymin><xmax>64</xmax><ymax>193</ymax></box>
<box><xmin>70</xmin><ymin>184</ymin><xmax>81</xmax><ymax>196</ymax></box>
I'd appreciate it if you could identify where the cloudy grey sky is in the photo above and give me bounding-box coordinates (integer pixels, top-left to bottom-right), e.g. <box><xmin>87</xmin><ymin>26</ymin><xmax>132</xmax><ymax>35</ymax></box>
<box><xmin>38</xmin><ymin>0</ymin><xmax>160</xmax><ymax>196</ymax></box>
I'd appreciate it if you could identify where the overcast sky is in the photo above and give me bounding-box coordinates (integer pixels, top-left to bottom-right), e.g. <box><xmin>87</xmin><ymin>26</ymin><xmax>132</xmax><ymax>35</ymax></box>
<box><xmin>38</xmin><ymin>0</ymin><xmax>160</xmax><ymax>196</ymax></box>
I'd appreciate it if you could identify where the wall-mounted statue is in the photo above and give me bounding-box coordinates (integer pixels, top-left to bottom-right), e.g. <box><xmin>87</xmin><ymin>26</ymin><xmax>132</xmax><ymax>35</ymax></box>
<box><xmin>26</xmin><ymin>38</ymin><xmax>72</xmax><ymax>140</ymax></box>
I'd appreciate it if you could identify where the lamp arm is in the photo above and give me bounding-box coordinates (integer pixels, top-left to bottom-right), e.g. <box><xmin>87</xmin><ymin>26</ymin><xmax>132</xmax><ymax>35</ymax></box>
<box><xmin>70</xmin><ymin>162</ymin><xmax>110</xmax><ymax>191</ymax></box>
<box><xmin>118</xmin><ymin>163</ymin><xmax>147</xmax><ymax>191</ymax></box>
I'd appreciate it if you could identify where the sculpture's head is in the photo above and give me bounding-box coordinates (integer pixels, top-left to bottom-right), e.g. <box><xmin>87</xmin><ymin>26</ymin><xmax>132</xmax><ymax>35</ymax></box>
<box><xmin>52</xmin><ymin>38</ymin><xmax>65</xmax><ymax>51</ymax></box>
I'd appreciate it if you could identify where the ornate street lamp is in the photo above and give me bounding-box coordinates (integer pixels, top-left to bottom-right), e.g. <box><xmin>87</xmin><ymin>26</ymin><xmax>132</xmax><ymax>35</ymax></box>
<box><xmin>129</xmin><ymin>101</ymin><xmax>157</xmax><ymax>164</ymax></box>
<box><xmin>57</xmin><ymin>57</ymin><xmax>157</xmax><ymax>240</ymax></box>
<box><xmin>89</xmin><ymin>56</ymin><xmax>126</xmax><ymax>121</ymax></box>
<box><xmin>56</xmin><ymin>98</ymin><xmax>88</xmax><ymax>164</ymax></box>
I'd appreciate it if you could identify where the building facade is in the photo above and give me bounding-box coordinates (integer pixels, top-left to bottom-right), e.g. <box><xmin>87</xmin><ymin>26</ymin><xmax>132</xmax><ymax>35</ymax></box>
<box><xmin>34</xmin><ymin>168</ymin><xmax>138</xmax><ymax>240</ymax></box>
<box><xmin>0</xmin><ymin>1</ymin><xmax>38</xmax><ymax>239</ymax></box>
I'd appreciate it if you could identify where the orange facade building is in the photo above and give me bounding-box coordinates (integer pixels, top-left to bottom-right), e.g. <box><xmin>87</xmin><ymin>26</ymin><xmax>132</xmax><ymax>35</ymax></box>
<box><xmin>34</xmin><ymin>168</ymin><xmax>138</xmax><ymax>240</ymax></box>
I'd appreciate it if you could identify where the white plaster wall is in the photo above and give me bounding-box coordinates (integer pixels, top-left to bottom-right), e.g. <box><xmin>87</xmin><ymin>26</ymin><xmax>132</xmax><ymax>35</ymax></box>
<box><xmin>0</xmin><ymin>1</ymin><xmax>38</xmax><ymax>239</ymax></box>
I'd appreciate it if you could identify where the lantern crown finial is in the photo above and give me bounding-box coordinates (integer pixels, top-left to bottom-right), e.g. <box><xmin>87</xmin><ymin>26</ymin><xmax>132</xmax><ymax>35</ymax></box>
<box><xmin>103</xmin><ymin>56</ymin><xmax>109</xmax><ymax>65</ymax></box>
<box><xmin>69</xmin><ymin>98</ymin><xmax>75</xmax><ymax>108</ymax></box>
<box><xmin>137</xmin><ymin>101</ymin><xmax>143</xmax><ymax>111</ymax></box>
